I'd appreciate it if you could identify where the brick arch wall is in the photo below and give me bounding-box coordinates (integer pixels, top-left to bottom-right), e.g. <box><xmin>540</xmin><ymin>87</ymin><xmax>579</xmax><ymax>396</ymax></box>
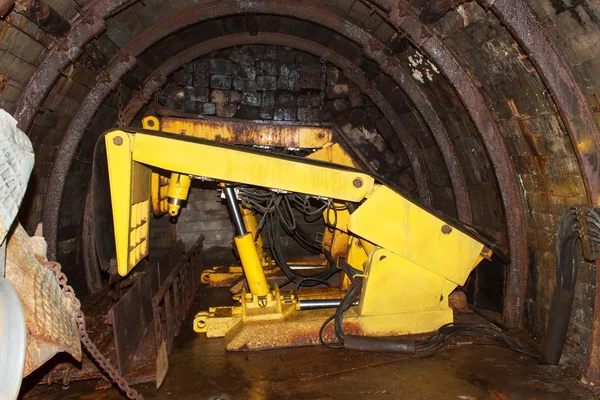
<box><xmin>1</xmin><ymin>0</ymin><xmax>600</xmax><ymax>367</ymax></box>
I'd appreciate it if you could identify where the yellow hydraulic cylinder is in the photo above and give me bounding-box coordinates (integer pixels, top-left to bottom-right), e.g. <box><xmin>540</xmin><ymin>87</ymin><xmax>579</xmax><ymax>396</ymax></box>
<box><xmin>167</xmin><ymin>173</ymin><xmax>191</xmax><ymax>217</ymax></box>
<box><xmin>240</xmin><ymin>206</ymin><xmax>264</xmax><ymax>261</ymax></box>
<box><xmin>234</xmin><ymin>233</ymin><xmax>270</xmax><ymax>297</ymax></box>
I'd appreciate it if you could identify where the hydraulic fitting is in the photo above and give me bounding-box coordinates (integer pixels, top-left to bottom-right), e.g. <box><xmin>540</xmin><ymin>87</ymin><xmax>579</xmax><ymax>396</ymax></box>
<box><xmin>167</xmin><ymin>173</ymin><xmax>191</xmax><ymax>217</ymax></box>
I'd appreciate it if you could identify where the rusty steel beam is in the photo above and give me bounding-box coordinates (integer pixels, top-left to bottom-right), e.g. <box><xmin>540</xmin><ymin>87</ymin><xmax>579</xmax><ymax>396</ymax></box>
<box><xmin>372</xmin><ymin>0</ymin><xmax>529</xmax><ymax>328</ymax></box>
<box><xmin>119</xmin><ymin>33</ymin><xmax>432</xmax><ymax>205</ymax></box>
<box><xmin>477</xmin><ymin>0</ymin><xmax>600</xmax><ymax>384</ymax></box>
<box><xmin>42</xmin><ymin>1</ymin><xmax>474</xmax><ymax>260</ymax></box>
<box><xmin>14</xmin><ymin>0</ymin><xmax>70</xmax><ymax>36</ymax></box>
<box><xmin>12</xmin><ymin>0</ymin><xmax>137</xmax><ymax>132</ymax></box>
<box><xmin>362</xmin><ymin>41</ymin><xmax>471</xmax><ymax>223</ymax></box>
<box><xmin>43</xmin><ymin>52</ymin><xmax>137</xmax><ymax>260</ymax></box>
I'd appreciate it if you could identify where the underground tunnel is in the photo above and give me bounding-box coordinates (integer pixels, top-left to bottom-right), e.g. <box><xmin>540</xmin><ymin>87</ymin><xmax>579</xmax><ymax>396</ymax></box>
<box><xmin>1</xmin><ymin>0</ymin><xmax>600</xmax><ymax>398</ymax></box>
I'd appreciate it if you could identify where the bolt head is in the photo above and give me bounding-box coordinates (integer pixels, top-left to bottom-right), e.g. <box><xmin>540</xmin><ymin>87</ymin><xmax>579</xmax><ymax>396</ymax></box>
<box><xmin>147</xmin><ymin>119</ymin><xmax>155</xmax><ymax>127</ymax></box>
<box><xmin>316</xmin><ymin>131</ymin><xmax>325</xmax><ymax>140</ymax></box>
<box><xmin>353</xmin><ymin>177</ymin><xmax>363</xmax><ymax>188</ymax></box>
<box><xmin>113</xmin><ymin>136</ymin><xmax>123</xmax><ymax>146</ymax></box>
<box><xmin>441</xmin><ymin>224</ymin><xmax>452</xmax><ymax>235</ymax></box>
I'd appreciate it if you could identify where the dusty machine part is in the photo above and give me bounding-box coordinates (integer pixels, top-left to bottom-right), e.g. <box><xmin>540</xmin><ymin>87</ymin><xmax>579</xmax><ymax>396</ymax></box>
<box><xmin>42</xmin><ymin>259</ymin><xmax>143</xmax><ymax>400</ymax></box>
<box><xmin>152</xmin><ymin>236</ymin><xmax>204</xmax><ymax>387</ymax></box>
<box><xmin>13</xmin><ymin>0</ymin><xmax>70</xmax><ymax>36</ymax></box>
<box><xmin>4</xmin><ymin>224</ymin><xmax>81</xmax><ymax>376</ymax></box>
<box><xmin>103</xmin><ymin>126</ymin><xmax>499</xmax><ymax>351</ymax></box>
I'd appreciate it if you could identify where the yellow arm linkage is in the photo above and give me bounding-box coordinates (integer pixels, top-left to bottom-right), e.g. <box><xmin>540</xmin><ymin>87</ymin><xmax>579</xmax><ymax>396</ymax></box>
<box><xmin>105</xmin><ymin>128</ymin><xmax>374</xmax><ymax>276</ymax></box>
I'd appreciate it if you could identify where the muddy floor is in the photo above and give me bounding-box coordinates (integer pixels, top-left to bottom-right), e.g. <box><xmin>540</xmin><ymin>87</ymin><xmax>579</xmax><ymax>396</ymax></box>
<box><xmin>23</xmin><ymin>318</ymin><xmax>594</xmax><ymax>397</ymax></box>
<box><xmin>21</xmin><ymin>269</ymin><xmax>594</xmax><ymax>400</ymax></box>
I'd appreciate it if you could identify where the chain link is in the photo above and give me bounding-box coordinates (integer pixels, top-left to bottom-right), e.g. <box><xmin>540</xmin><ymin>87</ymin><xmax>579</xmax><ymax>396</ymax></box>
<box><xmin>319</xmin><ymin>58</ymin><xmax>327</xmax><ymax>122</ymax></box>
<box><xmin>42</xmin><ymin>260</ymin><xmax>143</xmax><ymax>400</ymax></box>
<box><xmin>116</xmin><ymin>84</ymin><xmax>125</xmax><ymax>128</ymax></box>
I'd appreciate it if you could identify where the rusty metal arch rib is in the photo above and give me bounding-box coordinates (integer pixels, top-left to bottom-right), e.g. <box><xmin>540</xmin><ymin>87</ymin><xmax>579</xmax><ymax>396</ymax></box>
<box><xmin>479</xmin><ymin>0</ymin><xmax>600</xmax><ymax>383</ymax></box>
<box><xmin>12</xmin><ymin>0</ymin><xmax>136</xmax><ymax>132</ymax></box>
<box><xmin>119</xmin><ymin>34</ymin><xmax>428</xmax><ymax>186</ymax></box>
<box><xmin>42</xmin><ymin>1</ymin><xmax>479</xmax><ymax>260</ymax></box>
<box><xmin>369</xmin><ymin>0</ymin><xmax>529</xmax><ymax>328</ymax></box>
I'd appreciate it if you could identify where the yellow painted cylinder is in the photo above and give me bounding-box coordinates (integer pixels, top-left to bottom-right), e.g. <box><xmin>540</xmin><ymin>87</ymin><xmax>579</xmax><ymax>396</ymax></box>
<box><xmin>234</xmin><ymin>233</ymin><xmax>270</xmax><ymax>297</ymax></box>
<box><xmin>240</xmin><ymin>206</ymin><xmax>264</xmax><ymax>260</ymax></box>
<box><xmin>167</xmin><ymin>173</ymin><xmax>191</xmax><ymax>216</ymax></box>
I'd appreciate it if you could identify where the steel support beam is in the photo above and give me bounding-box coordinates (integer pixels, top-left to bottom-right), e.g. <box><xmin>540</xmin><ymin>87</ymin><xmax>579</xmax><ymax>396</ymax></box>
<box><xmin>479</xmin><ymin>0</ymin><xmax>600</xmax><ymax>384</ymax></box>
<box><xmin>12</xmin><ymin>0</ymin><xmax>137</xmax><ymax>132</ymax></box>
<box><xmin>120</xmin><ymin>33</ymin><xmax>431</xmax><ymax>205</ymax></box>
<box><xmin>371</xmin><ymin>0</ymin><xmax>529</xmax><ymax>328</ymax></box>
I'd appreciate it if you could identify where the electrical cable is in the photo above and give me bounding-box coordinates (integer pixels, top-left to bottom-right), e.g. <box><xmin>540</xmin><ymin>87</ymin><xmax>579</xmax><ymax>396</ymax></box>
<box><xmin>238</xmin><ymin>187</ymin><xmax>340</xmax><ymax>288</ymax></box>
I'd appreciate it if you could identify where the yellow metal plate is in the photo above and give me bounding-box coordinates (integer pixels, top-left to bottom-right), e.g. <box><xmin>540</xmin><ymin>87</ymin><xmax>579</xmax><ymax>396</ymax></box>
<box><xmin>130</xmin><ymin>131</ymin><xmax>374</xmax><ymax>202</ymax></box>
<box><xmin>348</xmin><ymin>185</ymin><xmax>485</xmax><ymax>286</ymax></box>
<box><xmin>158</xmin><ymin>117</ymin><xmax>332</xmax><ymax>149</ymax></box>
<box><xmin>105</xmin><ymin>132</ymin><xmax>151</xmax><ymax>276</ymax></box>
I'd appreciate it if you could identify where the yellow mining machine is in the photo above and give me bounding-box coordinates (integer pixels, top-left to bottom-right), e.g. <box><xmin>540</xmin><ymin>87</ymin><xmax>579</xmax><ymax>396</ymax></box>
<box><xmin>103</xmin><ymin>115</ymin><xmax>502</xmax><ymax>351</ymax></box>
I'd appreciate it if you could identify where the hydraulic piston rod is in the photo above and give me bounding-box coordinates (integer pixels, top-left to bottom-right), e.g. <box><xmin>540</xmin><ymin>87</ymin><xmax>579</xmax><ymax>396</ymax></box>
<box><xmin>223</xmin><ymin>186</ymin><xmax>270</xmax><ymax>298</ymax></box>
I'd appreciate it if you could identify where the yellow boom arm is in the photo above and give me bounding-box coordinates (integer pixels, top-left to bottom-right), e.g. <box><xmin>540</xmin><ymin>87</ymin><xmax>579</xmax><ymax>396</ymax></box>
<box><xmin>104</xmin><ymin>127</ymin><xmax>489</xmax><ymax>280</ymax></box>
<box><xmin>104</xmin><ymin>126</ymin><xmax>496</xmax><ymax>338</ymax></box>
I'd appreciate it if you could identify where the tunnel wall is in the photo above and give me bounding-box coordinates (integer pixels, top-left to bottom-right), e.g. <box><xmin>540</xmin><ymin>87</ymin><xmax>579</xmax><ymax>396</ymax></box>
<box><xmin>1</xmin><ymin>0</ymin><xmax>600</xmax><ymax>367</ymax></box>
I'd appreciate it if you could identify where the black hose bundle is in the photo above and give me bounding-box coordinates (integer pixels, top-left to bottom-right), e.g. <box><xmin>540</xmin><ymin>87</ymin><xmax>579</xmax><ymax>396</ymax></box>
<box><xmin>319</xmin><ymin>271</ymin><xmax>538</xmax><ymax>359</ymax></box>
<box><xmin>237</xmin><ymin>187</ymin><xmax>340</xmax><ymax>288</ymax></box>
<box><xmin>543</xmin><ymin>207</ymin><xmax>580</xmax><ymax>364</ymax></box>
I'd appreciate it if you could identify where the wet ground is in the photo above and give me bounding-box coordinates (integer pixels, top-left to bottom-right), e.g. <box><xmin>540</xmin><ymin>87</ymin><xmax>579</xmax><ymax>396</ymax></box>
<box><xmin>23</xmin><ymin>304</ymin><xmax>594</xmax><ymax>399</ymax></box>
<box><xmin>22</xmin><ymin>259</ymin><xmax>594</xmax><ymax>400</ymax></box>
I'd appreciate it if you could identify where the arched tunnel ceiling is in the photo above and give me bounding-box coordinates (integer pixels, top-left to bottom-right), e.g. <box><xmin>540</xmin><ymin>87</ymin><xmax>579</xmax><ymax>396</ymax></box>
<box><xmin>2</xmin><ymin>0</ymin><xmax>600</xmax><ymax>381</ymax></box>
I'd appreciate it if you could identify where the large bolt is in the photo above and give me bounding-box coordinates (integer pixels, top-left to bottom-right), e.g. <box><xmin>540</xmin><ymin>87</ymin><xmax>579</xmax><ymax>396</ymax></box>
<box><xmin>441</xmin><ymin>224</ymin><xmax>452</xmax><ymax>235</ymax></box>
<box><xmin>353</xmin><ymin>177</ymin><xmax>363</xmax><ymax>188</ymax></box>
<box><xmin>316</xmin><ymin>131</ymin><xmax>325</xmax><ymax>140</ymax></box>
<box><xmin>113</xmin><ymin>136</ymin><xmax>123</xmax><ymax>146</ymax></box>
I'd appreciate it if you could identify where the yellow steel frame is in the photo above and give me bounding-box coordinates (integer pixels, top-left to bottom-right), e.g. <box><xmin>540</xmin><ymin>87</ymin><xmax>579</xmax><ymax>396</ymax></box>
<box><xmin>105</xmin><ymin>128</ymin><xmax>374</xmax><ymax>276</ymax></box>
<box><xmin>156</xmin><ymin>116</ymin><xmax>332</xmax><ymax>148</ymax></box>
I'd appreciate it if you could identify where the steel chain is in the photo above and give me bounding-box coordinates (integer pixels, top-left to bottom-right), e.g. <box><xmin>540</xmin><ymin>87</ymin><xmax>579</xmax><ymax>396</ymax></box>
<box><xmin>116</xmin><ymin>84</ymin><xmax>125</xmax><ymax>128</ymax></box>
<box><xmin>42</xmin><ymin>260</ymin><xmax>143</xmax><ymax>400</ymax></box>
<box><xmin>319</xmin><ymin>58</ymin><xmax>327</xmax><ymax>122</ymax></box>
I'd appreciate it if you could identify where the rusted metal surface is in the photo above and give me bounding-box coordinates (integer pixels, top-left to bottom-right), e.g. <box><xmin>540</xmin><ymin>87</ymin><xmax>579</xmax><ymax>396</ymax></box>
<box><xmin>159</xmin><ymin>116</ymin><xmax>333</xmax><ymax>149</ymax></box>
<box><xmin>119</xmin><ymin>32</ymin><xmax>435</xmax><ymax>204</ymax></box>
<box><xmin>14</xmin><ymin>0</ymin><xmax>70</xmax><ymax>36</ymax></box>
<box><xmin>12</xmin><ymin>0</ymin><xmax>136</xmax><ymax>132</ymax></box>
<box><xmin>43</xmin><ymin>52</ymin><xmax>137</xmax><ymax>261</ymax></box>
<box><xmin>362</xmin><ymin>40</ymin><xmax>472</xmax><ymax>223</ymax></box>
<box><xmin>413</xmin><ymin>0</ymin><xmax>469</xmax><ymax>24</ymax></box>
<box><xmin>110</xmin><ymin>263</ymin><xmax>157</xmax><ymax>376</ymax></box>
<box><xmin>153</xmin><ymin>236</ymin><xmax>204</xmax><ymax>356</ymax></box>
<box><xmin>42</xmin><ymin>236</ymin><xmax>203</xmax><ymax>387</ymax></box>
<box><xmin>372</xmin><ymin>0</ymin><xmax>529</xmax><ymax>328</ymax></box>
<box><xmin>343</xmin><ymin>66</ymin><xmax>432</xmax><ymax>205</ymax></box>
<box><xmin>477</xmin><ymin>0</ymin><xmax>600</xmax><ymax>380</ymax></box>
<box><xmin>0</xmin><ymin>0</ymin><xmax>13</xmax><ymax>16</ymax></box>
